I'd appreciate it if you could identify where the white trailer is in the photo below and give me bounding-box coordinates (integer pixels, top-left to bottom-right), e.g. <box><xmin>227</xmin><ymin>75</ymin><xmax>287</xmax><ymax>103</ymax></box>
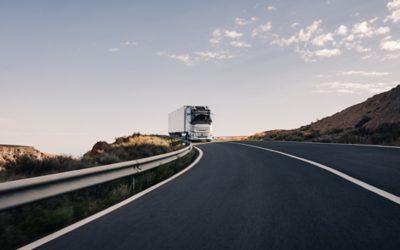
<box><xmin>168</xmin><ymin>106</ymin><xmax>213</xmax><ymax>141</ymax></box>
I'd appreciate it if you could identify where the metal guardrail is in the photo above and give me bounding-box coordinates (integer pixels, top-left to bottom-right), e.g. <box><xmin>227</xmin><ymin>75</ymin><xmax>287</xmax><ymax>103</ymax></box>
<box><xmin>0</xmin><ymin>142</ymin><xmax>193</xmax><ymax>211</ymax></box>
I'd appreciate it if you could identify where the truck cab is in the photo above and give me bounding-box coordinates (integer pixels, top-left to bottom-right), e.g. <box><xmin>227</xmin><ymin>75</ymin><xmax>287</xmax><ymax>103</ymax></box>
<box><xmin>168</xmin><ymin>105</ymin><xmax>213</xmax><ymax>142</ymax></box>
<box><xmin>188</xmin><ymin>106</ymin><xmax>213</xmax><ymax>141</ymax></box>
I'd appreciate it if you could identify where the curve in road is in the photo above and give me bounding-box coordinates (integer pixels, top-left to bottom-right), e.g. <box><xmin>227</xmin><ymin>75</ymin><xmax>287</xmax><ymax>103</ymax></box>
<box><xmin>29</xmin><ymin>142</ymin><xmax>400</xmax><ymax>250</ymax></box>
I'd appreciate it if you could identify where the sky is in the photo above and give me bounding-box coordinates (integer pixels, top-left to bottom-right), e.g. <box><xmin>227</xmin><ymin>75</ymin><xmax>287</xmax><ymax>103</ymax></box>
<box><xmin>1</xmin><ymin>0</ymin><xmax>400</xmax><ymax>156</ymax></box>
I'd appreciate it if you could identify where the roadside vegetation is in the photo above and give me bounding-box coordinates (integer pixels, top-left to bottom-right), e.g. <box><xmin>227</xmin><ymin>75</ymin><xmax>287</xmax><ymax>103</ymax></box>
<box><xmin>0</xmin><ymin>146</ymin><xmax>197</xmax><ymax>250</ymax></box>
<box><xmin>0</xmin><ymin>133</ymin><xmax>183</xmax><ymax>182</ymax></box>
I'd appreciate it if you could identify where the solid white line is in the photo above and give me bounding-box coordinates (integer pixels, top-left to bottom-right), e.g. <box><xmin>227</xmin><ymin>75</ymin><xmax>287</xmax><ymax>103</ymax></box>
<box><xmin>233</xmin><ymin>142</ymin><xmax>400</xmax><ymax>205</ymax></box>
<box><xmin>19</xmin><ymin>147</ymin><xmax>203</xmax><ymax>250</ymax></box>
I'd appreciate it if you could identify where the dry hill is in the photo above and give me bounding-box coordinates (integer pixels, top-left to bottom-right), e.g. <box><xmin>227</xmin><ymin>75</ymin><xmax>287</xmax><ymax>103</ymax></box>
<box><xmin>250</xmin><ymin>85</ymin><xmax>400</xmax><ymax>145</ymax></box>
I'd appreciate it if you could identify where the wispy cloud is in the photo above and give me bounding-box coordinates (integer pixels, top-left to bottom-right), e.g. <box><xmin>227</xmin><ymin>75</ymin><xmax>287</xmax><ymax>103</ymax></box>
<box><xmin>266</xmin><ymin>6</ymin><xmax>277</xmax><ymax>11</ymax></box>
<box><xmin>209</xmin><ymin>29</ymin><xmax>223</xmax><ymax>45</ymax></box>
<box><xmin>157</xmin><ymin>52</ymin><xmax>192</xmax><ymax>65</ymax></box>
<box><xmin>271</xmin><ymin>20</ymin><xmax>322</xmax><ymax>47</ymax></box>
<box><xmin>194</xmin><ymin>51</ymin><xmax>234</xmax><ymax>60</ymax></box>
<box><xmin>224</xmin><ymin>30</ymin><xmax>244</xmax><ymax>39</ymax></box>
<box><xmin>157</xmin><ymin>50</ymin><xmax>235</xmax><ymax>65</ymax></box>
<box><xmin>314</xmin><ymin>81</ymin><xmax>398</xmax><ymax>94</ymax></box>
<box><xmin>311</xmin><ymin>33</ymin><xmax>334</xmax><ymax>46</ymax></box>
<box><xmin>251</xmin><ymin>22</ymin><xmax>272</xmax><ymax>37</ymax></box>
<box><xmin>120</xmin><ymin>41</ymin><xmax>137</xmax><ymax>46</ymax></box>
<box><xmin>340</xmin><ymin>70</ymin><xmax>392</xmax><ymax>76</ymax></box>
<box><xmin>314</xmin><ymin>49</ymin><xmax>341</xmax><ymax>57</ymax></box>
<box><xmin>382</xmin><ymin>53</ymin><xmax>400</xmax><ymax>60</ymax></box>
<box><xmin>230</xmin><ymin>41</ymin><xmax>252</xmax><ymax>48</ymax></box>
<box><xmin>291</xmin><ymin>22</ymin><xmax>300</xmax><ymax>28</ymax></box>
<box><xmin>108</xmin><ymin>48</ymin><xmax>120</xmax><ymax>52</ymax></box>
<box><xmin>234</xmin><ymin>17</ymin><xmax>257</xmax><ymax>26</ymax></box>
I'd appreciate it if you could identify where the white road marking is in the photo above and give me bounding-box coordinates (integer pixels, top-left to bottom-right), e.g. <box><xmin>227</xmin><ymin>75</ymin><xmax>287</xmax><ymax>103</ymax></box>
<box><xmin>233</xmin><ymin>142</ymin><xmax>400</xmax><ymax>205</ymax></box>
<box><xmin>270</xmin><ymin>140</ymin><xmax>400</xmax><ymax>149</ymax></box>
<box><xmin>19</xmin><ymin>147</ymin><xmax>204</xmax><ymax>250</ymax></box>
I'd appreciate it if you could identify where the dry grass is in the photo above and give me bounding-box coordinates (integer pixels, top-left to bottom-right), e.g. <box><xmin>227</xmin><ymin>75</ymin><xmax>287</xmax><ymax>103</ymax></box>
<box><xmin>214</xmin><ymin>136</ymin><xmax>249</xmax><ymax>142</ymax></box>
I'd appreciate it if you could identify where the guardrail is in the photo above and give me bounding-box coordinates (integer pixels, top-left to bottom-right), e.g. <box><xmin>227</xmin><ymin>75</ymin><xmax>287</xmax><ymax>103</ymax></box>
<box><xmin>0</xmin><ymin>142</ymin><xmax>193</xmax><ymax>211</ymax></box>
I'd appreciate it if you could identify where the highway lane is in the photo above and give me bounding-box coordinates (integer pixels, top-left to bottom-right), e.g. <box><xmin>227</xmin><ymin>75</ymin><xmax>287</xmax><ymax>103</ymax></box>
<box><xmin>38</xmin><ymin>142</ymin><xmax>400</xmax><ymax>250</ymax></box>
<box><xmin>240</xmin><ymin>141</ymin><xmax>400</xmax><ymax>196</ymax></box>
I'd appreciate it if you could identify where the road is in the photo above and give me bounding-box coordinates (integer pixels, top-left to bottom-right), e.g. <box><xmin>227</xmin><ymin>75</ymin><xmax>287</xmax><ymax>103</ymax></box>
<box><xmin>38</xmin><ymin>141</ymin><xmax>400</xmax><ymax>250</ymax></box>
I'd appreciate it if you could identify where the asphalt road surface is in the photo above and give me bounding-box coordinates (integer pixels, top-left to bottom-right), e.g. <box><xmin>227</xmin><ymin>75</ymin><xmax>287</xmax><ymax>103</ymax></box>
<box><xmin>38</xmin><ymin>141</ymin><xmax>400</xmax><ymax>250</ymax></box>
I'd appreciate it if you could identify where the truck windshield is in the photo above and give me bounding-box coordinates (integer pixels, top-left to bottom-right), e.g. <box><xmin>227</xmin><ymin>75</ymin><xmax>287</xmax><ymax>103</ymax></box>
<box><xmin>191</xmin><ymin>114</ymin><xmax>212</xmax><ymax>124</ymax></box>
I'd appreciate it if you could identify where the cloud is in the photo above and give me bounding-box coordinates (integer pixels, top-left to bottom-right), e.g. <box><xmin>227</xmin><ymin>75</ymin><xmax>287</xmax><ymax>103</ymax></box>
<box><xmin>209</xmin><ymin>28</ymin><xmax>247</xmax><ymax>46</ymax></box>
<box><xmin>120</xmin><ymin>41</ymin><xmax>137</xmax><ymax>46</ymax></box>
<box><xmin>312</xmin><ymin>33</ymin><xmax>334</xmax><ymax>46</ymax></box>
<box><xmin>271</xmin><ymin>20</ymin><xmax>344</xmax><ymax>61</ymax></box>
<box><xmin>234</xmin><ymin>17</ymin><xmax>257</xmax><ymax>26</ymax></box>
<box><xmin>295</xmin><ymin>48</ymin><xmax>341</xmax><ymax>62</ymax></box>
<box><xmin>251</xmin><ymin>22</ymin><xmax>272</xmax><ymax>37</ymax></box>
<box><xmin>314</xmin><ymin>74</ymin><xmax>332</xmax><ymax>78</ymax></box>
<box><xmin>157</xmin><ymin>52</ymin><xmax>192</xmax><ymax>65</ymax></box>
<box><xmin>291</xmin><ymin>22</ymin><xmax>300</xmax><ymax>28</ymax></box>
<box><xmin>387</xmin><ymin>0</ymin><xmax>400</xmax><ymax>22</ymax></box>
<box><xmin>266</xmin><ymin>6</ymin><xmax>277</xmax><ymax>11</ymax></box>
<box><xmin>230</xmin><ymin>41</ymin><xmax>252</xmax><ymax>48</ymax></box>
<box><xmin>380</xmin><ymin>39</ymin><xmax>400</xmax><ymax>51</ymax></box>
<box><xmin>335</xmin><ymin>25</ymin><xmax>348</xmax><ymax>36</ymax></box>
<box><xmin>382</xmin><ymin>53</ymin><xmax>400</xmax><ymax>60</ymax></box>
<box><xmin>315</xmin><ymin>81</ymin><xmax>398</xmax><ymax>94</ymax></box>
<box><xmin>296</xmin><ymin>20</ymin><xmax>322</xmax><ymax>43</ymax></box>
<box><xmin>314</xmin><ymin>48</ymin><xmax>341</xmax><ymax>57</ymax></box>
<box><xmin>298</xmin><ymin>20</ymin><xmax>322</xmax><ymax>42</ymax></box>
<box><xmin>374</xmin><ymin>26</ymin><xmax>391</xmax><ymax>35</ymax></box>
<box><xmin>340</xmin><ymin>70</ymin><xmax>392</xmax><ymax>76</ymax></box>
<box><xmin>369</xmin><ymin>17</ymin><xmax>379</xmax><ymax>23</ymax></box>
<box><xmin>108</xmin><ymin>48</ymin><xmax>120</xmax><ymax>52</ymax></box>
<box><xmin>158</xmin><ymin>50</ymin><xmax>234</xmax><ymax>65</ymax></box>
<box><xmin>351</xmin><ymin>21</ymin><xmax>390</xmax><ymax>38</ymax></box>
<box><xmin>388</xmin><ymin>0</ymin><xmax>400</xmax><ymax>10</ymax></box>
<box><xmin>209</xmin><ymin>29</ymin><xmax>223</xmax><ymax>45</ymax></box>
<box><xmin>352</xmin><ymin>22</ymin><xmax>373</xmax><ymax>37</ymax></box>
<box><xmin>224</xmin><ymin>30</ymin><xmax>244</xmax><ymax>39</ymax></box>
<box><xmin>194</xmin><ymin>51</ymin><xmax>234</xmax><ymax>60</ymax></box>
<box><xmin>272</xmin><ymin>20</ymin><xmax>322</xmax><ymax>47</ymax></box>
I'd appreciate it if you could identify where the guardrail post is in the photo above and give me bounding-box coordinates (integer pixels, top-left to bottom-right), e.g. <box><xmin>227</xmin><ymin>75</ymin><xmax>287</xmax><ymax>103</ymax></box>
<box><xmin>130</xmin><ymin>176</ymin><xmax>136</xmax><ymax>193</ymax></box>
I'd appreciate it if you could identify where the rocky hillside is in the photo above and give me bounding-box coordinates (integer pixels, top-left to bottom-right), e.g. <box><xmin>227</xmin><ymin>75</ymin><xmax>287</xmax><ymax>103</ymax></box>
<box><xmin>82</xmin><ymin>134</ymin><xmax>181</xmax><ymax>165</ymax></box>
<box><xmin>0</xmin><ymin>145</ymin><xmax>47</xmax><ymax>171</ymax></box>
<box><xmin>251</xmin><ymin>85</ymin><xmax>400</xmax><ymax>145</ymax></box>
<box><xmin>308</xmin><ymin>85</ymin><xmax>400</xmax><ymax>132</ymax></box>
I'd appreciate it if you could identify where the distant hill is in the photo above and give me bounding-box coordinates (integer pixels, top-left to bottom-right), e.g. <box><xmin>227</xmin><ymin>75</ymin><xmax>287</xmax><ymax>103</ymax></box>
<box><xmin>0</xmin><ymin>145</ymin><xmax>47</xmax><ymax>171</ymax></box>
<box><xmin>250</xmin><ymin>85</ymin><xmax>400</xmax><ymax>146</ymax></box>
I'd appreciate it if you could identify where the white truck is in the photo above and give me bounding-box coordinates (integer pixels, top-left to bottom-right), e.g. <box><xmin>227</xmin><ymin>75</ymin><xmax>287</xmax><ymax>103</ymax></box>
<box><xmin>168</xmin><ymin>106</ymin><xmax>213</xmax><ymax>141</ymax></box>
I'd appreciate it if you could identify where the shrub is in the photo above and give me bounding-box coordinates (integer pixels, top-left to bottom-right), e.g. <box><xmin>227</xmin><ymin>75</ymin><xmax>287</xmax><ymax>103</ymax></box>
<box><xmin>327</xmin><ymin>128</ymin><xmax>344</xmax><ymax>135</ymax></box>
<box><xmin>355</xmin><ymin>115</ymin><xmax>372</xmax><ymax>128</ymax></box>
